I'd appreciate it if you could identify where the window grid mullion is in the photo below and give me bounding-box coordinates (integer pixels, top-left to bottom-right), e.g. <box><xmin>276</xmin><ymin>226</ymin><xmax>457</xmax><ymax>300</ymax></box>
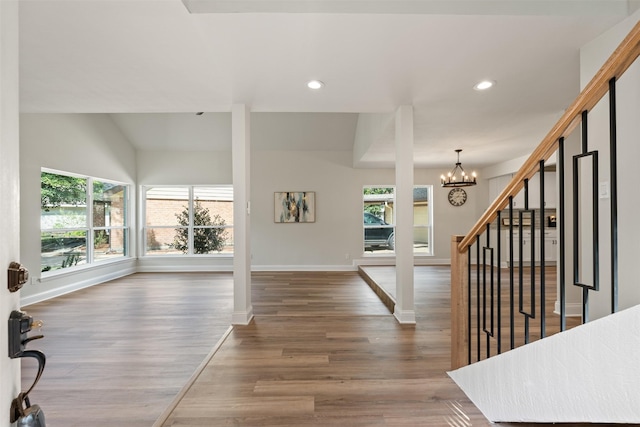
<box><xmin>87</xmin><ymin>177</ymin><xmax>94</xmax><ymax>265</ymax></box>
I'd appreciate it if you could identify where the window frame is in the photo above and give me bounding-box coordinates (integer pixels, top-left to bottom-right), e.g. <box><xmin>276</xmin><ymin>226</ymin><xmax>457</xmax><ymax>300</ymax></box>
<box><xmin>413</xmin><ymin>185</ymin><xmax>434</xmax><ymax>256</ymax></box>
<box><xmin>142</xmin><ymin>185</ymin><xmax>234</xmax><ymax>257</ymax></box>
<box><xmin>362</xmin><ymin>185</ymin><xmax>434</xmax><ymax>256</ymax></box>
<box><xmin>363</xmin><ymin>186</ymin><xmax>396</xmax><ymax>255</ymax></box>
<box><xmin>40</xmin><ymin>168</ymin><xmax>131</xmax><ymax>276</ymax></box>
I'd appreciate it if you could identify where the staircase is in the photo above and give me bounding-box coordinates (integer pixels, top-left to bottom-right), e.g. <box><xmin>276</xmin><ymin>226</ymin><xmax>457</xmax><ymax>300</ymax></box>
<box><xmin>449</xmin><ymin>17</ymin><xmax>640</xmax><ymax>423</ymax></box>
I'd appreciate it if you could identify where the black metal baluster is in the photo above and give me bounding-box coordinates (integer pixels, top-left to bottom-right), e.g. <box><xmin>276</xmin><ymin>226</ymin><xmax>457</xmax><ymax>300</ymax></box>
<box><xmin>558</xmin><ymin>137</ymin><xmax>566</xmax><ymax>331</ymax></box>
<box><xmin>573</xmin><ymin>110</ymin><xmax>599</xmax><ymax>324</ymax></box>
<box><xmin>476</xmin><ymin>235</ymin><xmax>481</xmax><ymax>361</ymax></box>
<box><xmin>509</xmin><ymin>196</ymin><xmax>515</xmax><ymax>350</ymax></box>
<box><xmin>497</xmin><ymin>210</ymin><xmax>502</xmax><ymax>354</ymax></box>
<box><xmin>572</xmin><ymin>156</ymin><xmax>585</xmax><ymax>322</ymax></box>
<box><xmin>519</xmin><ymin>180</ymin><xmax>528</xmax><ymax>344</ymax></box>
<box><xmin>609</xmin><ymin>77</ymin><xmax>619</xmax><ymax>314</ymax></box>
<box><xmin>539</xmin><ymin>160</ymin><xmax>546</xmax><ymax>339</ymax></box>
<box><xmin>573</xmin><ymin>129</ymin><xmax>582</xmax><ymax>321</ymax></box>
<box><xmin>483</xmin><ymin>224</ymin><xmax>494</xmax><ymax>358</ymax></box>
<box><xmin>467</xmin><ymin>245</ymin><xmax>472</xmax><ymax>365</ymax></box>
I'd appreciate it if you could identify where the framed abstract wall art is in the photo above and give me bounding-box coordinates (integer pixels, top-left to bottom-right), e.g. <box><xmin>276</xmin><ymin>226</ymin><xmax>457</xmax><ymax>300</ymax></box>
<box><xmin>274</xmin><ymin>192</ymin><xmax>315</xmax><ymax>223</ymax></box>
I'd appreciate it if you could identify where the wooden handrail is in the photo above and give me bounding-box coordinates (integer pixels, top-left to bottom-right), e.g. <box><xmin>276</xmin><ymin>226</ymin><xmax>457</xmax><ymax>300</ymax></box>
<box><xmin>458</xmin><ymin>19</ymin><xmax>640</xmax><ymax>252</ymax></box>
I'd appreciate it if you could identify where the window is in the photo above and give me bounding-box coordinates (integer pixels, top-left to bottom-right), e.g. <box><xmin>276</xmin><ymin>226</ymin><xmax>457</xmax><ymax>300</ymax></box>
<box><xmin>40</xmin><ymin>170</ymin><xmax>130</xmax><ymax>274</ymax></box>
<box><xmin>362</xmin><ymin>185</ymin><xmax>433</xmax><ymax>255</ymax></box>
<box><xmin>143</xmin><ymin>186</ymin><xmax>233</xmax><ymax>255</ymax></box>
<box><xmin>413</xmin><ymin>186</ymin><xmax>433</xmax><ymax>255</ymax></box>
<box><xmin>363</xmin><ymin>187</ymin><xmax>395</xmax><ymax>253</ymax></box>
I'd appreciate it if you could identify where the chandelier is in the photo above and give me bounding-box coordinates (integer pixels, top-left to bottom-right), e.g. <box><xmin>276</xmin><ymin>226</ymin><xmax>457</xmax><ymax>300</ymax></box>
<box><xmin>441</xmin><ymin>149</ymin><xmax>477</xmax><ymax>187</ymax></box>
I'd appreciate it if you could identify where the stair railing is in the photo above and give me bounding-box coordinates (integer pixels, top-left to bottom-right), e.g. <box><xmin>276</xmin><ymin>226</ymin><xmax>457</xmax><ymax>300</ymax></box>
<box><xmin>451</xmin><ymin>19</ymin><xmax>640</xmax><ymax>370</ymax></box>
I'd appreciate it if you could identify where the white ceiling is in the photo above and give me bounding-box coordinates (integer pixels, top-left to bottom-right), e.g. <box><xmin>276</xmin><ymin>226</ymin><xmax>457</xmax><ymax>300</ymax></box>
<box><xmin>18</xmin><ymin>1</ymin><xmax>638</xmax><ymax>168</ymax></box>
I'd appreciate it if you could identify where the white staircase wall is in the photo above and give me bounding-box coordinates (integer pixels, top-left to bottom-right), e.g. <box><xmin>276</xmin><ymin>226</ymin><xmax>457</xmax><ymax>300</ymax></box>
<box><xmin>448</xmin><ymin>304</ymin><xmax>640</xmax><ymax>423</ymax></box>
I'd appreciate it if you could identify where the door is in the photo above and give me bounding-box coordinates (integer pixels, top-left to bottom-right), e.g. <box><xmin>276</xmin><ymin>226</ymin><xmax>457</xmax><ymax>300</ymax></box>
<box><xmin>1</xmin><ymin>2</ymin><xmax>22</xmax><ymax>422</ymax></box>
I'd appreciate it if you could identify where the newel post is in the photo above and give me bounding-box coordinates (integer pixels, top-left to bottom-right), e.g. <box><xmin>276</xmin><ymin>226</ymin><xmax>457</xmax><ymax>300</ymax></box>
<box><xmin>451</xmin><ymin>235</ymin><xmax>469</xmax><ymax>370</ymax></box>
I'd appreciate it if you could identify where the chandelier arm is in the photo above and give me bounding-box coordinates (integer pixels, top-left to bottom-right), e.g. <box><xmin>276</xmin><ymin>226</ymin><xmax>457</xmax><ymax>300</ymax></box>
<box><xmin>441</xmin><ymin>150</ymin><xmax>477</xmax><ymax>188</ymax></box>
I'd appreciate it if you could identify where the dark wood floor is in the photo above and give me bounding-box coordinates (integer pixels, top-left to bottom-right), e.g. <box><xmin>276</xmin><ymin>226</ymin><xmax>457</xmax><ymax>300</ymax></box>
<box><xmin>20</xmin><ymin>272</ymin><xmax>234</xmax><ymax>426</ymax></box>
<box><xmin>361</xmin><ymin>265</ymin><xmax>583</xmax><ymax>363</ymax></box>
<box><xmin>22</xmin><ymin>267</ymin><xmax>592</xmax><ymax>426</ymax></box>
<box><xmin>162</xmin><ymin>269</ymin><xmax>491</xmax><ymax>426</ymax></box>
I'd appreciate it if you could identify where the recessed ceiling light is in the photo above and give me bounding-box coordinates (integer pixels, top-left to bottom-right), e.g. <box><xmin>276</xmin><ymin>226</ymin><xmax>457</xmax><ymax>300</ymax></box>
<box><xmin>474</xmin><ymin>80</ymin><xmax>495</xmax><ymax>91</ymax></box>
<box><xmin>307</xmin><ymin>80</ymin><xmax>324</xmax><ymax>90</ymax></box>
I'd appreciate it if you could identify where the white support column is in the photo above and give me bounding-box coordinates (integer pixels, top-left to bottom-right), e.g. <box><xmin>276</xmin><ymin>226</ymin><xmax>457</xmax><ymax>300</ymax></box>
<box><xmin>394</xmin><ymin>105</ymin><xmax>416</xmax><ymax>324</ymax></box>
<box><xmin>232</xmin><ymin>104</ymin><xmax>253</xmax><ymax>325</ymax></box>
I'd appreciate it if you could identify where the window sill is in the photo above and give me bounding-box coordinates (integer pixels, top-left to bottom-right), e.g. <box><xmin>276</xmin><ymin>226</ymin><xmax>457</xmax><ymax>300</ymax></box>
<box><xmin>39</xmin><ymin>256</ymin><xmax>134</xmax><ymax>283</ymax></box>
<box><xmin>141</xmin><ymin>253</ymin><xmax>234</xmax><ymax>258</ymax></box>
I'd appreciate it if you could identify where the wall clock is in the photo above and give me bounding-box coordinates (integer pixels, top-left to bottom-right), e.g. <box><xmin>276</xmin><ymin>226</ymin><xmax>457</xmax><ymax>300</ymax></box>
<box><xmin>448</xmin><ymin>188</ymin><xmax>467</xmax><ymax>206</ymax></box>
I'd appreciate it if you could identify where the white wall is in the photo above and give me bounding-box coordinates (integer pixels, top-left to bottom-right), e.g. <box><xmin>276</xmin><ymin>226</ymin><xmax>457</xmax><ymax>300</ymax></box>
<box><xmin>20</xmin><ymin>114</ymin><xmax>138</xmax><ymax>304</ymax></box>
<box><xmin>579</xmin><ymin>11</ymin><xmax>640</xmax><ymax>319</ymax></box>
<box><xmin>251</xmin><ymin>150</ymin><xmax>483</xmax><ymax>268</ymax></box>
<box><xmin>136</xmin><ymin>150</ymin><xmax>232</xmax><ymax>185</ymax></box>
<box><xmin>19</xmin><ymin>113</ymin><xmax>485</xmax><ymax>298</ymax></box>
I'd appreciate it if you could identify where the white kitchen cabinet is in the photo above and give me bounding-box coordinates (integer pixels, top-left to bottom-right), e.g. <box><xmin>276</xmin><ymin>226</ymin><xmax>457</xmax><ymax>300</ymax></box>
<box><xmin>511</xmin><ymin>230</ymin><xmax>533</xmax><ymax>263</ymax></box>
<box><xmin>544</xmin><ymin>231</ymin><xmax>558</xmax><ymax>262</ymax></box>
<box><xmin>505</xmin><ymin>229</ymin><xmax>557</xmax><ymax>265</ymax></box>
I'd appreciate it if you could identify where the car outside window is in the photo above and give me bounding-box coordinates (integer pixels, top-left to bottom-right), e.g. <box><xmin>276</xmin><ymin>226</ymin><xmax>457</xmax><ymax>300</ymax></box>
<box><xmin>362</xmin><ymin>185</ymin><xmax>433</xmax><ymax>255</ymax></box>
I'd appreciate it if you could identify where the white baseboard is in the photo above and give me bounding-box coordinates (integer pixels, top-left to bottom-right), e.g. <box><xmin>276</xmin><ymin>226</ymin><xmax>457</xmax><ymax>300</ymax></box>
<box><xmin>22</xmin><ymin>261</ymin><xmax>415</xmax><ymax>307</ymax></box>
<box><xmin>136</xmin><ymin>264</ymin><xmax>233</xmax><ymax>273</ymax></box>
<box><xmin>354</xmin><ymin>257</ymin><xmax>450</xmax><ymax>266</ymax></box>
<box><xmin>21</xmin><ymin>266</ymin><xmax>136</xmax><ymax>307</ymax></box>
<box><xmin>393</xmin><ymin>308</ymin><xmax>416</xmax><ymax>324</ymax></box>
<box><xmin>251</xmin><ymin>264</ymin><xmax>358</xmax><ymax>272</ymax></box>
<box><xmin>554</xmin><ymin>300</ymin><xmax>583</xmax><ymax>317</ymax></box>
<box><xmin>415</xmin><ymin>258</ymin><xmax>450</xmax><ymax>266</ymax></box>
<box><xmin>232</xmin><ymin>307</ymin><xmax>254</xmax><ymax>325</ymax></box>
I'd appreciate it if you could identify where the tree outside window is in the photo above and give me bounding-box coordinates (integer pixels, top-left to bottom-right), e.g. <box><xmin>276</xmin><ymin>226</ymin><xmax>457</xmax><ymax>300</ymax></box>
<box><xmin>144</xmin><ymin>186</ymin><xmax>233</xmax><ymax>256</ymax></box>
<box><xmin>173</xmin><ymin>200</ymin><xmax>228</xmax><ymax>254</ymax></box>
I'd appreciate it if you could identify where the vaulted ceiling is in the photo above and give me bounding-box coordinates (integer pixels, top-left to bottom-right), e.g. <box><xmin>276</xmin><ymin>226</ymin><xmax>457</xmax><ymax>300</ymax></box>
<box><xmin>19</xmin><ymin>0</ymin><xmax>639</xmax><ymax>168</ymax></box>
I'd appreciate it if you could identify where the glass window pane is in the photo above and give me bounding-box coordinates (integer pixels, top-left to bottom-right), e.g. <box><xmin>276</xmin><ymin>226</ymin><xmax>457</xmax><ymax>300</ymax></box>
<box><xmin>192</xmin><ymin>226</ymin><xmax>230</xmax><ymax>254</ymax></box>
<box><xmin>413</xmin><ymin>187</ymin><xmax>429</xmax><ymax>227</ymax></box>
<box><xmin>363</xmin><ymin>187</ymin><xmax>395</xmax><ymax>253</ymax></box>
<box><xmin>94</xmin><ymin>229</ymin><xmax>127</xmax><ymax>261</ymax></box>
<box><xmin>222</xmin><ymin>228</ymin><xmax>234</xmax><ymax>253</ymax></box>
<box><xmin>41</xmin><ymin>207</ymin><xmax>88</xmax><ymax>229</ymax></box>
<box><xmin>145</xmin><ymin>227</ymin><xmax>184</xmax><ymax>255</ymax></box>
<box><xmin>144</xmin><ymin>186</ymin><xmax>233</xmax><ymax>256</ymax></box>
<box><xmin>94</xmin><ymin>181</ymin><xmax>127</xmax><ymax>227</ymax></box>
<box><xmin>194</xmin><ymin>186</ymin><xmax>234</xmax><ymax>226</ymax></box>
<box><xmin>41</xmin><ymin>231</ymin><xmax>87</xmax><ymax>272</ymax></box>
<box><xmin>145</xmin><ymin>187</ymin><xmax>189</xmax><ymax>226</ymax></box>
<box><xmin>41</xmin><ymin>172</ymin><xmax>87</xmax><ymax>229</ymax></box>
<box><xmin>413</xmin><ymin>227</ymin><xmax>430</xmax><ymax>253</ymax></box>
<box><xmin>413</xmin><ymin>186</ymin><xmax>432</xmax><ymax>255</ymax></box>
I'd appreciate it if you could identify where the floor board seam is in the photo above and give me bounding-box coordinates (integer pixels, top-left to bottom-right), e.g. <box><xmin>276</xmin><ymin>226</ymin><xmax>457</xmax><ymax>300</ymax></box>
<box><xmin>152</xmin><ymin>325</ymin><xmax>234</xmax><ymax>427</ymax></box>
